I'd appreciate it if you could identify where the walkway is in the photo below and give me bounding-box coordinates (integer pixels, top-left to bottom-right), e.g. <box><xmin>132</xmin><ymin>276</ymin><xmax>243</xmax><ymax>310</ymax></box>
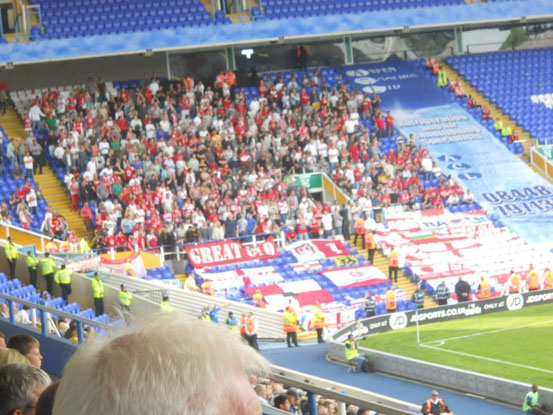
<box><xmin>350</xmin><ymin>236</ymin><xmax>435</xmax><ymax>308</ymax></box>
<box><xmin>261</xmin><ymin>342</ymin><xmax>521</xmax><ymax>415</ymax></box>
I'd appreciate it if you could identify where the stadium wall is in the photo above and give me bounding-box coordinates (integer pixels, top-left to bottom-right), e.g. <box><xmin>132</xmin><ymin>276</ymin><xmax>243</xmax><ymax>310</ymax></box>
<box><xmin>331</xmin><ymin>291</ymin><xmax>553</xmax><ymax>343</ymax></box>
<box><xmin>327</xmin><ymin>293</ymin><xmax>553</xmax><ymax>407</ymax></box>
<box><xmin>327</xmin><ymin>343</ymin><xmax>553</xmax><ymax>409</ymax></box>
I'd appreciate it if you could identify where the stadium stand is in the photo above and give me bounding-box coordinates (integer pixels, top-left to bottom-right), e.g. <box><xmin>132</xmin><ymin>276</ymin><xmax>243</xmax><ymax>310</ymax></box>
<box><xmin>262</xmin><ymin>0</ymin><xmax>466</xmax><ymax>21</ymax></box>
<box><xmin>447</xmin><ymin>49</ymin><xmax>553</xmax><ymax>145</ymax></box>
<box><xmin>408</xmin><ymin>58</ymin><xmax>527</xmax><ymax>155</ymax></box>
<box><xmin>32</xmin><ymin>0</ymin><xmax>226</xmax><ymax>40</ymax></box>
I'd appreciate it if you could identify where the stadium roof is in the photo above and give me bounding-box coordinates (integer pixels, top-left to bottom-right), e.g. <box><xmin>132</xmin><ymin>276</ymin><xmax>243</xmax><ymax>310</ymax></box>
<box><xmin>2</xmin><ymin>0</ymin><xmax>553</xmax><ymax>65</ymax></box>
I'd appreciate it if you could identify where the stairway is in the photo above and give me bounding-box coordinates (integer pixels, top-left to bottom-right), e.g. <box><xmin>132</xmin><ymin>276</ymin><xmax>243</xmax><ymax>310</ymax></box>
<box><xmin>1</xmin><ymin>105</ymin><xmax>26</xmax><ymax>140</ymax></box>
<box><xmin>0</xmin><ymin>103</ymin><xmax>88</xmax><ymax>238</ymax></box>
<box><xmin>350</xmin><ymin>236</ymin><xmax>435</xmax><ymax>308</ymax></box>
<box><xmin>34</xmin><ymin>166</ymin><xmax>88</xmax><ymax>237</ymax></box>
<box><xmin>441</xmin><ymin>62</ymin><xmax>533</xmax><ymax>158</ymax></box>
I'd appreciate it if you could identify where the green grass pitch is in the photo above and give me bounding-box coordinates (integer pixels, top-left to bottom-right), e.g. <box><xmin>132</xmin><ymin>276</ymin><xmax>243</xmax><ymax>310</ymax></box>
<box><xmin>360</xmin><ymin>303</ymin><xmax>553</xmax><ymax>388</ymax></box>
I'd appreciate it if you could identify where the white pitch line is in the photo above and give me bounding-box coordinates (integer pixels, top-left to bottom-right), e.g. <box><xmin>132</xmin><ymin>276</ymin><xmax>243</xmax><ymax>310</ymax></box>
<box><xmin>425</xmin><ymin>318</ymin><xmax>553</xmax><ymax>345</ymax></box>
<box><xmin>420</xmin><ymin>343</ymin><xmax>553</xmax><ymax>374</ymax></box>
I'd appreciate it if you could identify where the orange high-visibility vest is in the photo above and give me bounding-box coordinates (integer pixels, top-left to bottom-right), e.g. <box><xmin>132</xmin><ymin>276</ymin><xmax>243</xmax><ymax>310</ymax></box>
<box><xmin>355</xmin><ymin>219</ymin><xmax>364</xmax><ymax>235</ymax></box>
<box><xmin>385</xmin><ymin>290</ymin><xmax>396</xmax><ymax>311</ymax></box>
<box><xmin>366</xmin><ymin>233</ymin><xmax>376</xmax><ymax>250</ymax></box>
<box><xmin>389</xmin><ymin>252</ymin><xmax>399</xmax><ymax>267</ymax></box>
<box><xmin>247</xmin><ymin>317</ymin><xmax>257</xmax><ymax>335</ymax></box>
<box><xmin>426</xmin><ymin>399</ymin><xmax>445</xmax><ymax>413</ymax></box>
<box><xmin>239</xmin><ymin>316</ymin><xmax>247</xmax><ymax>334</ymax></box>
<box><xmin>509</xmin><ymin>274</ymin><xmax>520</xmax><ymax>293</ymax></box>
<box><xmin>253</xmin><ymin>293</ymin><xmax>265</xmax><ymax>308</ymax></box>
<box><xmin>528</xmin><ymin>271</ymin><xmax>539</xmax><ymax>290</ymax></box>
<box><xmin>478</xmin><ymin>280</ymin><xmax>491</xmax><ymax>298</ymax></box>
<box><xmin>202</xmin><ymin>281</ymin><xmax>214</xmax><ymax>296</ymax></box>
<box><xmin>283</xmin><ymin>311</ymin><xmax>298</xmax><ymax>333</ymax></box>
<box><xmin>544</xmin><ymin>272</ymin><xmax>553</xmax><ymax>290</ymax></box>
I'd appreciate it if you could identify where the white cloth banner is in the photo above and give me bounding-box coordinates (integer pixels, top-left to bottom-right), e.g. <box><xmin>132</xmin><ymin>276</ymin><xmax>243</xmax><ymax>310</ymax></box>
<box><xmin>321</xmin><ymin>265</ymin><xmax>388</xmax><ymax>287</ymax></box>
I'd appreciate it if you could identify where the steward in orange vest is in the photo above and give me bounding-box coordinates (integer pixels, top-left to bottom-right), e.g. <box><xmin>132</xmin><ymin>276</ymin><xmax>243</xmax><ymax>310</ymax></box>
<box><xmin>283</xmin><ymin>305</ymin><xmax>299</xmax><ymax>348</ymax></box>
<box><xmin>508</xmin><ymin>271</ymin><xmax>520</xmax><ymax>293</ymax></box>
<box><xmin>385</xmin><ymin>287</ymin><xmax>396</xmax><ymax>313</ymax></box>
<box><xmin>353</xmin><ymin>217</ymin><xmax>366</xmax><ymax>247</ymax></box>
<box><xmin>388</xmin><ymin>249</ymin><xmax>399</xmax><ymax>282</ymax></box>
<box><xmin>477</xmin><ymin>277</ymin><xmax>491</xmax><ymax>299</ymax></box>
<box><xmin>544</xmin><ymin>268</ymin><xmax>553</xmax><ymax>290</ymax></box>
<box><xmin>527</xmin><ymin>268</ymin><xmax>539</xmax><ymax>291</ymax></box>
<box><xmin>366</xmin><ymin>232</ymin><xmax>376</xmax><ymax>264</ymax></box>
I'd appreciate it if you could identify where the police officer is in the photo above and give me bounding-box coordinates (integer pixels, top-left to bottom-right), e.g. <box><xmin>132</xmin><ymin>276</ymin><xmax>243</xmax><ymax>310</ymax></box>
<box><xmin>40</xmin><ymin>252</ymin><xmax>56</xmax><ymax>294</ymax></box>
<box><xmin>91</xmin><ymin>272</ymin><xmax>104</xmax><ymax>316</ymax></box>
<box><xmin>435</xmin><ymin>280</ymin><xmax>450</xmax><ymax>305</ymax></box>
<box><xmin>160</xmin><ymin>293</ymin><xmax>174</xmax><ymax>313</ymax></box>
<box><xmin>54</xmin><ymin>263</ymin><xmax>72</xmax><ymax>302</ymax></box>
<box><xmin>4</xmin><ymin>236</ymin><xmax>18</xmax><ymax>280</ymax></box>
<box><xmin>119</xmin><ymin>284</ymin><xmax>132</xmax><ymax>312</ymax></box>
<box><xmin>363</xmin><ymin>292</ymin><xmax>376</xmax><ymax>317</ymax></box>
<box><xmin>411</xmin><ymin>284</ymin><xmax>425</xmax><ymax>309</ymax></box>
<box><xmin>26</xmin><ymin>251</ymin><xmax>39</xmax><ymax>287</ymax></box>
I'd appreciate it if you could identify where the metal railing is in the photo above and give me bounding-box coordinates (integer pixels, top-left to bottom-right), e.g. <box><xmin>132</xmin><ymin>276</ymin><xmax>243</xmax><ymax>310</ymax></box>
<box><xmin>0</xmin><ymin>292</ymin><xmax>113</xmax><ymax>344</ymax></box>
<box><xmin>271</xmin><ymin>365</ymin><xmax>419</xmax><ymax>415</ymax></box>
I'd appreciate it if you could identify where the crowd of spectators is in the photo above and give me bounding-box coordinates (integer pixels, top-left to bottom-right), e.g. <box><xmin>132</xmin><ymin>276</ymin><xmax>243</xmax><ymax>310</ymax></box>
<box><xmin>21</xmin><ymin>67</ymin><xmax>472</xmax><ymax>253</ymax></box>
<box><xmin>250</xmin><ymin>373</ymin><xmax>377</xmax><ymax>414</ymax></box>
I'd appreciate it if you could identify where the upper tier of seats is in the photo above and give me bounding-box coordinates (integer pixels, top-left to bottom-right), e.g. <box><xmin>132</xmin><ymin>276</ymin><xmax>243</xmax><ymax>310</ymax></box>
<box><xmin>31</xmin><ymin>0</ymin><xmax>230</xmax><ymax>40</ymax></box>
<box><xmin>261</xmin><ymin>0</ymin><xmax>465</xmax><ymax>20</ymax></box>
<box><xmin>447</xmin><ymin>48</ymin><xmax>553</xmax><ymax>143</ymax></box>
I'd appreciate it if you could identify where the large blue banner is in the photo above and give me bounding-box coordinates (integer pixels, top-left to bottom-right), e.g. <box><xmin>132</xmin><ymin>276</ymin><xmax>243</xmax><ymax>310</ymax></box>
<box><xmin>339</xmin><ymin>58</ymin><xmax>553</xmax><ymax>246</ymax></box>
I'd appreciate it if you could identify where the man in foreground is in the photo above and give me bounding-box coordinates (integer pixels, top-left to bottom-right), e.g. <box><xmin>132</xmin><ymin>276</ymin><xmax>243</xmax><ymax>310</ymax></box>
<box><xmin>53</xmin><ymin>313</ymin><xmax>270</xmax><ymax>414</ymax></box>
<box><xmin>0</xmin><ymin>363</ymin><xmax>51</xmax><ymax>415</ymax></box>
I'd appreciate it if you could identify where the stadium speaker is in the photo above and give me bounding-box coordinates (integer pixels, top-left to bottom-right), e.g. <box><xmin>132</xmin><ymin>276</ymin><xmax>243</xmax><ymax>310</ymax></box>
<box><xmin>145</xmin><ymin>49</ymin><xmax>153</xmax><ymax>57</ymax></box>
<box><xmin>5</xmin><ymin>62</ymin><xmax>13</xmax><ymax>70</ymax></box>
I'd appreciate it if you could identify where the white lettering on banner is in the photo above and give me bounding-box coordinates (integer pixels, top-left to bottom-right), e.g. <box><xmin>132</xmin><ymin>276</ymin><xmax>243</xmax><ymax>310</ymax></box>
<box><xmin>389</xmin><ymin>312</ymin><xmax>408</xmax><ymax>330</ymax></box>
<box><xmin>527</xmin><ymin>292</ymin><xmax>553</xmax><ymax>304</ymax></box>
<box><xmin>506</xmin><ymin>294</ymin><xmax>524</xmax><ymax>310</ymax></box>
<box><xmin>482</xmin><ymin>186</ymin><xmax>552</xmax><ymax>204</ymax></box>
<box><xmin>410</xmin><ymin>305</ymin><xmax>482</xmax><ymax>323</ymax></box>
<box><xmin>185</xmin><ymin>238</ymin><xmax>279</xmax><ymax>268</ymax></box>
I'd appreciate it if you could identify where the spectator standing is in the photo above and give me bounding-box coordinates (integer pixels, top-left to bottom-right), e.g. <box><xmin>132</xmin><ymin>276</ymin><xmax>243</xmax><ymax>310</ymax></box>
<box><xmin>455</xmin><ymin>276</ymin><xmax>471</xmax><ymax>303</ymax></box>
